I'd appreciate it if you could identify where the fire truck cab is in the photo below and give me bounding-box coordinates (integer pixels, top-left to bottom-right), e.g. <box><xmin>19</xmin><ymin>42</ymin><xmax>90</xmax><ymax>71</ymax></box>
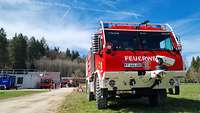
<box><xmin>86</xmin><ymin>21</ymin><xmax>185</xmax><ymax>109</ymax></box>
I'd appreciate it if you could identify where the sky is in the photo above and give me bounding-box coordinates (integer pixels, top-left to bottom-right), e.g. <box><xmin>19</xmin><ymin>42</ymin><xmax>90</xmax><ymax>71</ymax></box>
<box><xmin>0</xmin><ymin>0</ymin><xmax>199</xmax><ymax>65</ymax></box>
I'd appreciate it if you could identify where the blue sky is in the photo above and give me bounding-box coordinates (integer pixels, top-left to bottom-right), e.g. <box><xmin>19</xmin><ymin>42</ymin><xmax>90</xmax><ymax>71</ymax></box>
<box><xmin>0</xmin><ymin>0</ymin><xmax>199</xmax><ymax>65</ymax></box>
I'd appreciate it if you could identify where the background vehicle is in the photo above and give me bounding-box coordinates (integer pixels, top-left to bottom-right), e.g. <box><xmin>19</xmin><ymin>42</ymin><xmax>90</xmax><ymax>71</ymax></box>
<box><xmin>61</xmin><ymin>79</ymin><xmax>69</xmax><ymax>88</ymax></box>
<box><xmin>40</xmin><ymin>77</ymin><xmax>53</xmax><ymax>89</ymax></box>
<box><xmin>68</xmin><ymin>79</ymin><xmax>79</xmax><ymax>87</ymax></box>
<box><xmin>86</xmin><ymin>21</ymin><xmax>186</xmax><ymax>109</ymax></box>
<box><xmin>0</xmin><ymin>74</ymin><xmax>16</xmax><ymax>90</ymax></box>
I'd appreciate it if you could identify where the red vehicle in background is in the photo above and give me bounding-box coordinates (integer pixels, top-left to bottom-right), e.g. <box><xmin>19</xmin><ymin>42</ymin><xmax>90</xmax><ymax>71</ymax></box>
<box><xmin>40</xmin><ymin>77</ymin><xmax>53</xmax><ymax>89</ymax></box>
<box><xmin>86</xmin><ymin>21</ymin><xmax>186</xmax><ymax>109</ymax></box>
<box><xmin>61</xmin><ymin>79</ymin><xmax>69</xmax><ymax>88</ymax></box>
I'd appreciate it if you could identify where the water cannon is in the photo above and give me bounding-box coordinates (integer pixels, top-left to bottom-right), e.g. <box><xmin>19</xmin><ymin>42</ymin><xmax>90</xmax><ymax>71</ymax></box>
<box><xmin>136</xmin><ymin>20</ymin><xmax>150</xmax><ymax>29</ymax></box>
<box><xmin>140</xmin><ymin>20</ymin><xmax>150</xmax><ymax>25</ymax></box>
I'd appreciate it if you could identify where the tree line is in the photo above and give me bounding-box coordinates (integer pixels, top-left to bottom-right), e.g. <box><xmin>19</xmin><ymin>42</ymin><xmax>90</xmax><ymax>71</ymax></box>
<box><xmin>186</xmin><ymin>56</ymin><xmax>200</xmax><ymax>83</ymax></box>
<box><xmin>0</xmin><ymin>28</ymin><xmax>85</xmax><ymax>77</ymax></box>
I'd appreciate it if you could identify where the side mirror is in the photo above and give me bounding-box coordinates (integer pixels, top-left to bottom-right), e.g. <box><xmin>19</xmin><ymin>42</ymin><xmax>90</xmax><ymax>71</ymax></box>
<box><xmin>106</xmin><ymin>43</ymin><xmax>112</xmax><ymax>54</ymax></box>
<box><xmin>175</xmin><ymin>35</ymin><xmax>182</xmax><ymax>51</ymax></box>
<box><xmin>91</xmin><ymin>34</ymin><xmax>100</xmax><ymax>54</ymax></box>
<box><xmin>177</xmin><ymin>43</ymin><xmax>182</xmax><ymax>51</ymax></box>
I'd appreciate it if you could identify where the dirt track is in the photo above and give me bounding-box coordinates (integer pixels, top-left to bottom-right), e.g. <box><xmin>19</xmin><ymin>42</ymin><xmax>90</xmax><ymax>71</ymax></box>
<box><xmin>0</xmin><ymin>88</ymin><xmax>73</xmax><ymax>113</ymax></box>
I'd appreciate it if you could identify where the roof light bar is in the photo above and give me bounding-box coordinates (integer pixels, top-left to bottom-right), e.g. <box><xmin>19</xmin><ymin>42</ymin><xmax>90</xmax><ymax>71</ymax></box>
<box><xmin>100</xmin><ymin>21</ymin><xmax>172</xmax><ymax>32</ymax></box>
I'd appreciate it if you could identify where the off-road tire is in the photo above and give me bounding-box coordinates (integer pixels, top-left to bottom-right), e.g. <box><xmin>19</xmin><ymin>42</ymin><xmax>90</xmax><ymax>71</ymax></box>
<box><xmin>96</xmin><ymin>78</ymin><xmax>107</xmax><ymax>109</ymax></box>
<box><xmin>149</xmin><ymin>89</ymin><xmax>167</xmax><ymax>106</ymax></box>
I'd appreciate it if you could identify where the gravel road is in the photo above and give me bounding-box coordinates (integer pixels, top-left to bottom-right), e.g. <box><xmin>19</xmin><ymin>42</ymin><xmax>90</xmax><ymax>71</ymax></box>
<box><xmin>0</xmin><ymin>88</ymin><xmax>73</xmax><ymax>113</ymax></box>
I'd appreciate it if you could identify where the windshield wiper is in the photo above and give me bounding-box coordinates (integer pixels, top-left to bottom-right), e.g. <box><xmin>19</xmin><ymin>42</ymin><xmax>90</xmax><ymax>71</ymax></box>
<box><xmin>127</xmin><ymin>48</ymin><xmax>136</xmax><ymax>54</ymax></box>
<box><xmin>149</xmin><ymin>48</ymin><xmax>176</xmax><ymax>56</ymax></box>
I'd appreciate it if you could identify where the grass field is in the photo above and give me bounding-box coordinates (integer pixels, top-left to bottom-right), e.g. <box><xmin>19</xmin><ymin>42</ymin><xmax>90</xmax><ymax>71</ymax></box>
<box><xmin>0</xmin><ymin>89</ymin><xmax>48</xmax><ymax>100</ymax></box>
<box><xmin>58</xmin><ymin>84</ymin><xmax>200</xmax><ymax>113</ymax></box>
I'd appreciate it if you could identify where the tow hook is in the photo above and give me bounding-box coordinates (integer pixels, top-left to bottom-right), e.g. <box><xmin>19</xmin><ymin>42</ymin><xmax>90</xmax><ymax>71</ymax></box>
<box><xmin>150</xmin><ymin>78</ymin><xmax>162</xmax><ymax>89</ymax></box>
<box><xmin>150</xmin><ymin>70</ymin><xmax>163</xmax><ymax>89</ymax></box>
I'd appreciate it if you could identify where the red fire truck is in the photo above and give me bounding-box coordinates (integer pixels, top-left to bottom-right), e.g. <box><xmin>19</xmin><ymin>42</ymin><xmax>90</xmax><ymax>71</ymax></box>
<box><xmin>86</xmin><ymin>21</ymin><xmax>186</xmax><ymax>109</ymax></box>
<box><xmin>40</xmin><ymin>77</ymin><xmax>53</xmax><ymax>89</ymax></box>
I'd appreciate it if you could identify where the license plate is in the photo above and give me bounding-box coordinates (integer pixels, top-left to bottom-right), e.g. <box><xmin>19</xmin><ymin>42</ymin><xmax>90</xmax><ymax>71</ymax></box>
<box><xmin>124</xmin><ymin>63</ymin><xmax>142</xmax><ymax>68</ymax></box>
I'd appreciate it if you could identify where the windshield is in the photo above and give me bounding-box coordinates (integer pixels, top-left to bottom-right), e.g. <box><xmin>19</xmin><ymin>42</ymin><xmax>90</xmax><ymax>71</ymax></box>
<box><xmin>41</xmin><ymin>79</ymin><xmax>50</xmax><ymax>83</ymax></box>
<box><xmin>105</xmin><ymin>30</ymin><xmax>174</xmax><ymax>50</ymax></box>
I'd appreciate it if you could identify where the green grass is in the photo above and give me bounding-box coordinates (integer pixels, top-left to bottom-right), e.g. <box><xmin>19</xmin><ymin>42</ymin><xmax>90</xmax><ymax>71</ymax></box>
<box><xmin>58</xmin><ymin>84</ymin><xmax>200</xmax><ymax>113</ymax></box>
<box><xmin>0</xmin><ymin>89</ymin><xmax>48</xmax><ymax>100</ymax></box>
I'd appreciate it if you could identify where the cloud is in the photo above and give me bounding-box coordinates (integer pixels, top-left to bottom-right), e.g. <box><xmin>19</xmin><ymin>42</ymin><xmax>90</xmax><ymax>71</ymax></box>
<box><xmin>170</xmin><ymin>17</ymin><xmax>200</xmax><ymax>54</ymax></box>
<box><xmin>1</xmin><ymin>0</ymin><xmax>141</xmax><ymax>22</ymax></box>
<box><xmin>0</xmin><ymin>0</ymin><xmax>142</xmax><ymax>55</ymax></box>
<box><xmin>100</xmin><ymin>0</ymin><xmax>118</xmax><ymax>9</ymax></box>
<box><xmin>34</xmin><ymin>1</ymin><xmax>141</xmax><ymax>18</ymax></box>
<box><xmin>170</xmin><ymin>18</ymin><xmax>200</xmax><ymax>36</ymax></box>
<box><xmin>72</xmin><ymin>6</ymin><xmax>140</xmax><ymax>17</ymax></box>
<box><xmin>0</xmin><ymin>18</ymin><xmax>93</xmax><ymax>51</ymax></box>
<box><xmin>0</xmin><ymin>0</ymin><xmax>93</xmax><ymax>52</ymax></box>
<box><xmin>182</xmin><ymin>35</ymin><xmax>200</xmax><ymax>53</ymax></box>
<box><xmin>45</xmin><ymin>25</ymin><xmax>93</xmax><ymax>50</ymax></box>
<box><xmin>184</xmin><ymin>53</ymin><xmax>200</xmax><ymax>68</ymax></box>
<box><xmin>0</xmin><ymin>10</ymin><xmax>93</xmax><ymax>50</ymax></box>
<box><xmin>182</xmin><ymin>36</ymin><xmax>200</xmax><ymax>66</ymax></box>
<box><xmin>169</xmin><ymin>14</ymin><xmax>200</xmax><ymax>65</ymax></box>
<box><xmin>0</xmin><ymin>0</ymin><xmax>32</xmax><ymax>4</ymax></box>
<box><xmin>61</xmin><ymin>7</ymin><xmax>72</xmax><ymax>20</ymax></box>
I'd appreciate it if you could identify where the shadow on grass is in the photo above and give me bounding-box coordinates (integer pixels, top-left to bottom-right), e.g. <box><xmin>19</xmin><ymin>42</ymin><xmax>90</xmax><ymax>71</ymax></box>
<box><xmin>108</xmin><ymin>97</ymin><xmax>200</xmax><ymax>113</ymax></box>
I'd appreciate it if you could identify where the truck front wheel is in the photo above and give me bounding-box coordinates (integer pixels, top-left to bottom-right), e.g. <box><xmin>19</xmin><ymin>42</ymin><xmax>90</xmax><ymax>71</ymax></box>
<box><xmin>96</xmin><ymin>79</ymin><xmax>107</xmax><ymax>109</ymax></box>
<box><xmin>149</xmin><ymin>89</ymin><xmax>167</xmax><ymax>106</ymax></box>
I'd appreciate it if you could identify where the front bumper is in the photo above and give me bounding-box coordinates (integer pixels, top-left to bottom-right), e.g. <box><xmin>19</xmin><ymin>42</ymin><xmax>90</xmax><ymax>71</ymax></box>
<box><xmin>100</xmin><ymin>71</ymin><xmax>186</xmax><ymax>90</ymax></box>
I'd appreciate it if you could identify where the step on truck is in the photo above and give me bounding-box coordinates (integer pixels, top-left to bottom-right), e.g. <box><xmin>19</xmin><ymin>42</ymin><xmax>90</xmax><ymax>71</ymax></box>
<box><xmin>86</xmin><ymin>21</ymin><xmax>186</xmax><ymax>109</ymax></box>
